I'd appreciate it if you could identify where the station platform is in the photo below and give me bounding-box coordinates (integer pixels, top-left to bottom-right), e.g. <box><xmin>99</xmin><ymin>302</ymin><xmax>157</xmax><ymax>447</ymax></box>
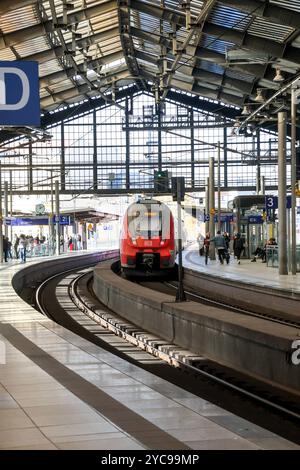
<box><xmin>0</xmin><ymin>253</ymin><xmax>299</xmax><ymax>450</ymax></box>
<box><xmin>182</xmin><ymin>246</ymin><xmax>300</xmax><ymax>296</ymax></box>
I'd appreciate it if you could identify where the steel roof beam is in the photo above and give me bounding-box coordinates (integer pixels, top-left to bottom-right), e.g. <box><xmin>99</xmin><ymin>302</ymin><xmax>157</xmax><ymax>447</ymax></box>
<box><xmin>136</xmin><ymin>48</ymin><xmax>255</xmax><ymax>95</ymax></box>
<box><xmin>219</xmin><ymin>0</ymin><xmax>300</xmax><ymax>30</ymax></box>
<box><xmin>0</xmin><ymin>0</ymin><xmax>37</xmax><ymax>15</ymax></box>
<box><xmin>130</xmin><ymin>23</ymin><xmax>295</xmax><ymax>86</ymax></box>
<box><xmin>133</xmin><ymin>29</ymin><xmax>278</xmax><ymax>97</ymax></box>
<box><xmin>40</xmin><ymin>62</ymin><xmax>127</xmax><ymax>87</ymax></box>
<box><xmin>130</xmin><ymin>0</ymin><xmax>300</xmax><ymax>67</ymax></box>
<box><xmin>0</xmin><ymin>0</ymin><xmax>117</xmax><ymax>49</ymax></box>
<box><xmin>193</xmin><ymin>68</ymin><xmax>255</xmax><ymax>94</ymax></box>
<box><xmin>18</xmin><ymin>28</ymin><xmax>121</xmax><ymax>64</ymax></box>
<box><xmin>40</xmin><ymin>68</ymin><xmax>133</xmax><ymax>108</ymax></box>
<box><xmin>131</xmin><ymin>0</ymin><xmax>300</xmax><ymax>35</ymax></box>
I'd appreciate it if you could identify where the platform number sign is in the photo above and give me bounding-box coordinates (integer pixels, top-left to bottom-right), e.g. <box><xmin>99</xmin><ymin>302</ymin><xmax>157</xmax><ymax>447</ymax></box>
<box><xmin>266</xmin><ymin>196</ymin><xmax>277</xmax><ymax>209</ymax></box>
<box><xmin>265</xmin><ymin>195</ymin><xmax>292</xmax><ymax>211</ymax></box>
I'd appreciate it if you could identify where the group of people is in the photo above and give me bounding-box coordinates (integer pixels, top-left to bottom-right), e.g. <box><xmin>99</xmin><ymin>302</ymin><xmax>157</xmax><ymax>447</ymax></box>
<box><xmin>198</xmin><ymin>231</ymin><xmax>244</xmax><ymax>265</ymax></box>
<box><xmin>2</xmin><ymin>234</ymin><xmax>28</xmax><ymax>263</ymax></box>
<box><xmin>2</xmin><ymin>232</ymin><xmax>84</xmax><ymax>262</ymax></box>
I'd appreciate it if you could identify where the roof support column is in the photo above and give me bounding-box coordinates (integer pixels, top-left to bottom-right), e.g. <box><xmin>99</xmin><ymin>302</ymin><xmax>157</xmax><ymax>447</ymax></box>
<box><xmin>190</xmin><ymin>109</ymin><xmax>195</xmax><ymax>188</ymax></box>
<box><xmin>157</xmin><ymin>106</ymin><xmax>162</xmax><ymax>172</ymax></box>
<box><xmin>93</xmin><ymin>109</ymin><xmax>98</xmax><ymax>191</ymax></box>
<box><xmin>61</xmin><ymin>122</ymin><xmax>66</xmax><ymax>191</ymax></box>
<box><xmin>223</xmin><ymin>127</ymin><xmax>228</xmax><ymax>188</ymax></box>
<box><xmin>278</xmin><ymin>111</ymin><xmax>288</xmax><ymax>275</ymax></box>
<box><xmin>291</xmin><ymin>88</ymin><xmax>297</xmax><ymax>275</ymax></box>
<box><xmin>125</xmin><ymin>98</ymin><xmax>130</xmax><ymax>190</ymax></box>
<box><xmin>28</xmin><ymin>140</ymin><xmax>33</xmax><ymax>192</ymax></box>
<box><xmin>209</xmin><ymin>157</ymin><xmax>216</xmax><ymax>260</ymax></box>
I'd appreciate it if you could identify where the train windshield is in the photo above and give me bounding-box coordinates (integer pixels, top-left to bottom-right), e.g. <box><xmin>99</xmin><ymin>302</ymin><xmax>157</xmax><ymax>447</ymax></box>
<box><xmin>128</xmin><ymin>203</ymin><xmax>167</xmax><ymax>239</ymax></box>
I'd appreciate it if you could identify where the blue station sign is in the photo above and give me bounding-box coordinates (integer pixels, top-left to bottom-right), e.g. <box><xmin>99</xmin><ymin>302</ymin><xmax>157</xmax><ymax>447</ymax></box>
<box><xmin>265</xmin><ymin>195</ymin><xmax>292</xmax><ymax>210</ymax></box>
<box><xmin>5</xmin><ymin>216</ymin><xmax>71</xmax><ymax>226</ymax></box>
<box><xmin>0</xmin><ymin>61</ymin><xmax>40</xmax><ymax>126</ymax></box>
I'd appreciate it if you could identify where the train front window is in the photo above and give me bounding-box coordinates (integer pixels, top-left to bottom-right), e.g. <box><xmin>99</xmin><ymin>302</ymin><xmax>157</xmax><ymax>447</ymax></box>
<box><xmin>128</xmin><ymin>204</ymin><xmax>162</xmax><ymax>239</ymax></box>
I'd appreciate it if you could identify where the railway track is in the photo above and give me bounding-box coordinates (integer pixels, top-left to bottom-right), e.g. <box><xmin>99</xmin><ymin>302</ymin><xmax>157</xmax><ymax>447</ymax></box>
<box><xmin>164</xmin><ymin>281</ymin><xmax>300</xmax><ymax>329</ymax></box>
<box><xmin>33</xmin><ymin>262</ymin><xmax>300</xmax><ymax>444</ymax></box>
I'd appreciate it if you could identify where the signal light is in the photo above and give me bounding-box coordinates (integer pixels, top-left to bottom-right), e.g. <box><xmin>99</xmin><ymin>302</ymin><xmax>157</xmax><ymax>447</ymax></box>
<box><xmin>154</xmin><ymin>170</ymin><xmax>169</xmax><ymax>192</ymax></box>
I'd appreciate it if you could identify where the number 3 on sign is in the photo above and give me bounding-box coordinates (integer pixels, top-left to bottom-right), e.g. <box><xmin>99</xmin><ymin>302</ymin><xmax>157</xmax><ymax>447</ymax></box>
<box><xmin>266</xmin><ymin>197</ymin><xmax>274</xmax><ymax>208</ymax></box>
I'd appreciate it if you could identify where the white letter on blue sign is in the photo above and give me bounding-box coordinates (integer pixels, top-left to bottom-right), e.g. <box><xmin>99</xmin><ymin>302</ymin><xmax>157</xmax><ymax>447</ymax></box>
<box><xmin>0</xmin><ymin>67</ymin><xmax>30</xmax><ymax>111</ymax></box>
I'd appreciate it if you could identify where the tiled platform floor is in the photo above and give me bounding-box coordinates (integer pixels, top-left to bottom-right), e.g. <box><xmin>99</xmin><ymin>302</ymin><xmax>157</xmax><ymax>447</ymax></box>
<box><xmin>0</xmin><ymin>254</ymin><xmax>298</xmax><ymax>450</ymax></box>
<box><xmin>182</xmin><ymin>246</ymin><xmax>300</xmax><ymax>295</ymax></box>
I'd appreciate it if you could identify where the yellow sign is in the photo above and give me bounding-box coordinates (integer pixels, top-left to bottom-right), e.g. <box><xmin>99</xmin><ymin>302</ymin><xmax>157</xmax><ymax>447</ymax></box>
<box><xmin>210</xmin><ymin>208</ymin><xmax>216</xmax><ymax>215</ymax></box>
<box><xmin>88</xmin><ymin>223</ymin><xmax>93</xmax><ymax>231</ymax></box>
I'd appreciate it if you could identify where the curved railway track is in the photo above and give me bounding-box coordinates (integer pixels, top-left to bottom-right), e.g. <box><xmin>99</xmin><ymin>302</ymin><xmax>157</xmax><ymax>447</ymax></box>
<box><xmin>34</xmin><ymin>263</ymin><xmax>300</xmax><ymax>430</ymax></box>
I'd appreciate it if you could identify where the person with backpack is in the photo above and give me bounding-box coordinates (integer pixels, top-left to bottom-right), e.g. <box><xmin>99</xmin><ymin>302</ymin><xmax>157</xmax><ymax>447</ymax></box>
<box><xmin>233</xmin><ymin>233</ymin><xmax>244</xmax><ymax>265</ymax></box>
<box><xmin>213</xmin><ymin>231</ymin><xmax>228</xmax><ymax>265</ymax></box>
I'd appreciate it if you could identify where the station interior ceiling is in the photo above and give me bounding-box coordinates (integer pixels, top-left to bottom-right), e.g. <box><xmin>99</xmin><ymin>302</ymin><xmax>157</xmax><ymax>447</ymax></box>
<box><xmin>0</xmin><ymin>0</ymin><xmax>300</xmax><ymax>199</ymax></box>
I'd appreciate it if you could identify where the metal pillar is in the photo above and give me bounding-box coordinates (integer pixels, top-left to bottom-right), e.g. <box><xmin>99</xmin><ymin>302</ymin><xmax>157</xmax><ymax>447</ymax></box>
<box><xmin>0</xmin><ymin>162</ymin><xmax>3</xmax><ymax>263</ymax></box>
<box><xmin>291</xmin><ymin>87</ymin><xmax>297</xmax><ymax>275</ymax></box>
<box><xmin>55</xmin><ymin>180</ymin><xmax>60</xmax><ymax>256</ymax></box>
<box><xmin>93</xmin><ymin>109</ymin><xmax>98</xmax><ymax>190</ymax></box>
<box><xmin>125</xmin><ymin>98</ymin><xmax>130</xmax><ymax>190</ymax></box>
<box><xmin>256</xmin><ymin>130</ymin><xmax>261</xmax><ymax>194</ymax></box>
<box><xmin>175</xmin><ymin>186</ymin><xmax>186</xmax><ymax>302</ymax></box>
<box><xmin>28</xmin><ymin>141</ymin><xmax>33</xmax><ymax>191</ymax></box>
<box><xmin>190</xmin><ymin>109</ymin><xmax>195</xmax><ymax>188</ymax></box>
<box><xmin>278</xmin><ymin>112</ymin><xmax>288</xmax><ymax>275</ymax></box>
<box><xmin>223</xmin><ymin>127</ymin><xmax>228</xmax><ymax>188</ymax></box>
<box><xmin>61</xmin><ymin>121</ymin><xmax>66</xmax><ymax>191</ymax></box>
<box><xmin>217</xmin><ymin>142</ymin><xmax>221</xmax><ymax>231</ymax></box>
<box><xmin>260</xmin><ymin>176</ymin><xmax>265</xmax><ymax>195</ymax></box>
<box><xmin>4</xmin><ymin>181</ymin><xmax>8</xmax><ymax>238</ymax></box>
<box><xmin>9</xmin><ymin>171</ymin><xmax>13</xmax><ymax>242</ymax></box>
<box><xmin>209</xmin><ymin>157</ymin><xmax>216</xmax><ymax>260</ymax></box>
<box><xmin>157</xmin><ymin>106</ymin><xmax>162</xmax><ymax>172</ymax></box>
<box><xmin>205</xmin><ymin>177</ymin><xmax>209</xmax><ymax>234</ymax></box>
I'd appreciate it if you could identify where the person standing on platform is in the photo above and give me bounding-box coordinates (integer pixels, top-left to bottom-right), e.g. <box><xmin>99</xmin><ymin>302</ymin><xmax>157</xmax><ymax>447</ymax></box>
<box><xmin>18</xmin><ymin>235</ymin><xmax>27</xmax><ymax>263</ymax></box>
<box><xmin>213</xmin><ymin>231</ymin><xmax>227</xmax><ymax>264</ymax></box>
<box><xmin>68</xmin><ymin>236</ymin><xmax>73</xmax><ymax>251</ymax></box>
<box><xmin>7</xmin><ymin>238</ymin><xmax>12</xmax><ymax>259</ymax></box>
<box><xmin>3</xmin><ymin>236</ymin><xmax>8</xmax><ymax>262</ymax></box>
<box><xmin>13</xmin><ymin>234</ymin><xmax>19</xmax><ymax>259</ymax></box>
<box><xmin>197</xmin><ymin>233</ymin><xmax>204</xmax><ymax>256</ymax></box>
<box><xmin>76</xmin><ymin>233</ymin><xmax>82</xmax><ymax>250</ymax></box>
<box><xmin>233</xmin><ymin>233</ymin><xmax>244</xmax><ymax>265</ymax></box>
<box><xmin>203</xmin><ymin>232</ymin><xmax>210</xmax><ymax>265</ymax></box>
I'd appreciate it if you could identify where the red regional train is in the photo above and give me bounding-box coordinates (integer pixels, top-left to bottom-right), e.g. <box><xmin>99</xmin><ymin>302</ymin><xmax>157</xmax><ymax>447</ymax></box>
<box><xmin>120</xmin><ymin>199</ymin><xmax>176</xmax><ymax>276</ymax></box>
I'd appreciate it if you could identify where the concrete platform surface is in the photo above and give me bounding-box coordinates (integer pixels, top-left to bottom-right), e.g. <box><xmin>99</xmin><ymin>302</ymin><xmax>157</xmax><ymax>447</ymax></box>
<box><xmin>0</xmin><ymin>253</ymin><xmax>298</xmax><ymax>450</ymax></box>
<box><xmin>182</xmin><ymin>246</ymin><xmax>300</xmax><ymax>295</ymax></box>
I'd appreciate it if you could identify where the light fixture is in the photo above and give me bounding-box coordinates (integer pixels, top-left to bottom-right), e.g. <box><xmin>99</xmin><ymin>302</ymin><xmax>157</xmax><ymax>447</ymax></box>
<box><xmin>241</xmin><ymin>105</ymin><xmax>250</xmax><ymax>115</ymax></box>
<box><xmin>254</xmin><ymin>88</ymin><xmax>265</xmax><ymax>103</ymax></box>
<box><xmin>273</xmin><ymin>68</ymin><xmax>284</xmax><ymax>82</ymax></box>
